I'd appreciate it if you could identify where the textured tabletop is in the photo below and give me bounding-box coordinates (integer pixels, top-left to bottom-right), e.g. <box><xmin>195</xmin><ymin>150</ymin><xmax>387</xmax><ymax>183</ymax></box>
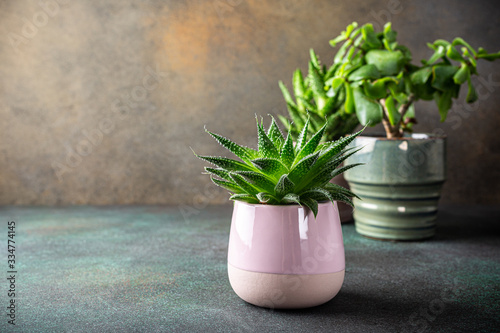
<box><xmin>0</xmin><ymin>205</ymin><xmax>499</xmax><ymax>332</ymax></box>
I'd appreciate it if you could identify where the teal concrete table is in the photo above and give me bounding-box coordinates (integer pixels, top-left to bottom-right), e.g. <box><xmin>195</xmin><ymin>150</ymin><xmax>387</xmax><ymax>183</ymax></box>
<box><xmin>0</xmin><ymin>205</ymin><xmax>498</xmax><ymax>332</ymax></box>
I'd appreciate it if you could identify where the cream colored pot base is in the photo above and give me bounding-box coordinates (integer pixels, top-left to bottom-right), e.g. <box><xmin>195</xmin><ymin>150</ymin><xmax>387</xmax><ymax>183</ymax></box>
<box><xmin>228</xmin><ymin>263</ymin><xmax>345</xmax><ymax>309</ymax></box>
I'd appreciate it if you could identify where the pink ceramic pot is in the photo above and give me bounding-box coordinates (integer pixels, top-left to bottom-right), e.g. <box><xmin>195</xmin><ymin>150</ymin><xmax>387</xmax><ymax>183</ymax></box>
<box><xmin>227</xmin><ymin>201</ymin><xmax>345</xmax><ymax>309</ymax></box>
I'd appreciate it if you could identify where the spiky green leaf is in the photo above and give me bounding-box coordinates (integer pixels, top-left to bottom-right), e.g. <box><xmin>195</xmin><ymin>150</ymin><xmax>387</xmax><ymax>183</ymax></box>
<box><xmin>324</xmin><ymin>182</ymin><xmax>360</xmax><ymax>200</ymax></box>
<box><xmin>288</xmin><ymin>152</ymin><xmax>320</xmax><ymax>184</ymax></box>
<box><xmin>274</xmin><ymin>174</ymin><xmax>295</xmax><ymax>197</ymax></box>
<box><xmin>300</xmin><ymin>197</ymin><xmax>318</xmax><ymax>218</ymax></box>
<box><xmin>234</xmin><ymin>171</ymin><xmax>276</xmax><ymax>194</ymax></box>
<box><xmin>280</xmin><ymin>132</ymin><xmax>295</xmax><ymax>168</ymax></box>
<box><xmin>282</xmin><ymin>193</ymin><xmax>301</xmax><ymax>205</ymax></box>
<box><xmin>196</xmin><ymin>155</ymin><xmax>254</xmax><ymax>171</ymax></box>
<box><xmin>204</xmin><ymin>167</ymin><xmax>231</xmax><ymax>181</ymax></box>
<box><xmin>293</xmin><ymin>123</ymin><xmax>326</xmax><ymax>164</ymax></box>
<box><xmin>251</xmin><ymin>158</ymin><xmax>288</xmax><ymax>179</ymax></box>
<box><xmin>256</xmin><ymin>192</ymin><xmax>278</xmax><ymax>204</ymax></box>
<box><xmin>267</xmin><ymin>116</ymin><xmax>285</xmax><ymax>150</ymax></box>
<box><xmin>211</xmin><ymin>177</ymin><xmax>245</xmax><ymax>194</ymax></box>
<box><xmin>205</xmin><ymin>129</ymin><xmax>256</xmax><ymax>161</ymax></box>
<box><xmin>229</xmin><ymin>193</ymin><xmax>259</xmax><ymax>204</ymax></box>
<box><xmin>315</xmin><ymin>127</ymin><xmax>364</xmax><ymax>169</ymax></box>
<box><xmin>257</xmin><ymin>120</ymin><xmax>280</xmax><ymax>159</ymax></box>
<box><xmin>278</xmin><ymin>81</ymin><xmax>297</xmax><ymax>108</ymax></box>
<box><xmin>295</xmin><ymin>118</ymin><xmax>310</xmax><ymax>153</ymax></box>
<box><xmin>229</xmin><ymin>172</ymin><xmax>260</xmax><ymax>195</ymax></box>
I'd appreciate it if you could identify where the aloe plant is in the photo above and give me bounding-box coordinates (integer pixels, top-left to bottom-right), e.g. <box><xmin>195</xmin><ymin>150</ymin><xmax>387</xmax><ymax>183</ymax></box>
<box><xmin>327</xmin><ymin>22</ymin><xmax>500</xmax><ymax>138</ymax></box>
<box><xmin>279</xmin><ymin>49</ymin><xmax>359</xmax><ymax>142</ymax></box>
<box><xmin>194</xmin><ymin>116</ymin><xmax>364</xmax><ymax>217</ymax></box>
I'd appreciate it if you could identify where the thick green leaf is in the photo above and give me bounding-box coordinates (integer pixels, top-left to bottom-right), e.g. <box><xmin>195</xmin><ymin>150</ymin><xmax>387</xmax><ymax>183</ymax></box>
<box><xmin>234</xmin><ymin>171</ymin><xmax>277</xmax><ymax>194</ymax></box>
<box><xmin>279</xmin><ymin>81</ymin><xmax>297</xmax><ymax>108</ymax></box>
<box><xmin>365</xmin><ymin>50</ymin><xmax>404</xmax><ymax>76</ymax></box>
<box><xmin>256</xmin><ymin>192</ymin><xmax>278</xmax><ymax>204</ymax></box>
<box><xmin>282</xmin><ymin>193</ymin><xmax>301</xmax><ymax>205</ymax></box>
<box><xmin>435</xmin><ymin>90</ymin><xmax>453</xmax><ymax>122</ymax></box>
<box><xmin>385</xmin><ymin>95</ymin><xmax>400</xmax><ymax>126</ymax></box>
<box><xmin>293</xmin><ymin>69</ymin><xmax>306</xmax><ymax>110</ymax></box>
<box><xmin>297</xmin><ymin>96</ymin><xmax>317</xmax><ymax>113</ymax></box>
<box><xmin>274</xmin><ymin>174</ymin><xmax>295</xmax><ymax>197</ymax></box>
<box><xmin>329</xmin><ymin>34</ymin><xmax>347</xmax><ymax>48</ymax></box>
<box><xmin>334</xmin><ymin>39</ymin><xmax>353</xmax><ymax>64</ymax></box>
<box><xmin>300</xmin><ymin>197</ymin><xmax>318</xmax><ymax>218</ymax></box>
<box><xmin>295</xmin><ymin>118</ymin><xmax>310</xmax><ymax>153</ymax></box>
<box><xmin>383</xmin><ymin>22</ymin><xmax>397</xmax><ymax>43</ymax></box>
<box><xmin>267</xmin><ymin>116</ymin><xmax>285</xmax><ymax>150</ymax></box>
<box><xmin>466</xmin><ymin>76</ymin><xmax>478</xmax><ymax>103</ymax></box>
<box><xmin>326</xmin><ymin>192</ymin><xmax>354</xmax><ymax>207</ymax></box>
<box><xmin>410</xmin><ymin>67</ymin><xmax>432</xmax><ymax>85</ymax></box>
<box><xmin>229</xmin><ymin>193</ymin><xmax>259</xmax><ymax>204</ymax></box>
<box><xmin>348</xmin><ymin>64</ymin><xmax>380</xmax><ymax>81</ymax></box>
<box><xmin>309</xmin><ymin>62</ymin><xmax>327</xmax><ymax>110</ymax></box>
<box><xmin>414</xmin><ymin>82</ymin><xmax>436</xmax><ymax>101</ymax></box>
<box><xmin>453</xmin><ymin>65</ymin><xmax>469</xmax><ymax>85</ymax></box>
<box><xmin>285</xmin><ymin>102</ymin><xmax>306</xmax><ymax>130</ymax></box>
<box><xmin>353</xmin><ymin>87</ymin><xmax>383</xmax><ymax>126</ymax></box>
<box><xmin>288</xmin><ymin>152</ymin><xmax>320</xmax><ymax>184</ymax></box>
<box><xmin>324</xmin><ymin>182</ymin><xmax>360</xmax><ymax>199</ymax></box>
<box><xmin>363</xmin><ymin>80</ymin><xmax>388</xmax><ymax>100</ymax></box>
<box><xmin>293</xmin><ymin>123</ymin><xmax>326</xmax><ymax>164</ymax></box>
<box><xmin>344</xmin><ymin>82</ymin><xmax>355</xmax><ymax>114</ymax></box>
<box><xmin>315</xmin><ymin>127</ymin><xmax>364</xmax><ymax>169</ymax></box>
<box><xmin>361</xmin><ymin>24</ymin><xmax>382</xmax><ymax>48</ymax></box>
<box><xmin>204</xmin><ymin>167</ymin><xmax>231</xmax><ymax>181</ymax></box>
<box><xmin>280</xmin><ymin>132</ymin><xmax>295</xmax><ymax>168</ymax></box>
<box><xmin>251</xmin><ymin>158</ymin><xmax>288</xmax><ymax>179</ymax></box>
<box><xmin>211</xmin><ymin>177</ymin><xmax>245</xmax><ymax>194</ymax></box>
<box><xmin>431</xmin><ymin>65</ymin><xmax>459</xmax><ymax>91</ymax></box>
<box><xmin>298</xmin><ymin>148</ymin><xmax>363</xmax><ymax>191</ymax></box>
<box><xmin>230</xmin><ymin>172</ymin><xmax>260</xmax><ymax>195</ymax></box>
<box><xmin>196</xmin><ymin>155</ymin><xmax>253</xmax><ymax>171</ymax></box>
<box><xmin>257</xmin><ymin>120</ymin><xmax>280</xmax><ymax>159</ymax></box>
<box><xmin>205</xmin><ymin>129</ymin><xmax>256</xmax><ymax>162</ymax></box>
<box><xmin>451</xmin><ymin>37</ymin><xmax>477</xmax><ymax>57</ymax></box>
<box><xmin>426</xmin><ymin>45</ymin><xmax>446</xmax><ymax>65</ymax></box>
<box><xmin>329</xmin><ymin>163</ymin><xmax>364</xmax><ymax>181</ymax></box>
<box><xmin>446</xmin><ymin>45</ymin><xmax>464</xmax><ymax>62</ymax></box>
<box><xmin>310</xmin><ymin>48</ymin><xmax>321</xmax><ymax>71</ymax></box>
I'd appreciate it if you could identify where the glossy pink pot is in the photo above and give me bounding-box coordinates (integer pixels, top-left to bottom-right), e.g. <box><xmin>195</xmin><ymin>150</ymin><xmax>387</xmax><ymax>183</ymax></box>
<box><xmin>227</xmin><ymin>201</ymin><xmax>345</xmax><ymax>309</ymax></box>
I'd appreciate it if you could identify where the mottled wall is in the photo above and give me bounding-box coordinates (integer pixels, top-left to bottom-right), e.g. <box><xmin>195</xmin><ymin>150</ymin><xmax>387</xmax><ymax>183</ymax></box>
<box><xmin>1</xmin><ymin>0</ymin><xmax>499</xmax><ymax>206</ymax></box>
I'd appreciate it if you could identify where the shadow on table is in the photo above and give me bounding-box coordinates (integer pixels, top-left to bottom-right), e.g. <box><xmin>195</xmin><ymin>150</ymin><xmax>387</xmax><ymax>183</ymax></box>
<box><xmin>236</xmin><ymin>290</ymin><xmax>492</xmax><ymax>332</ymax></box>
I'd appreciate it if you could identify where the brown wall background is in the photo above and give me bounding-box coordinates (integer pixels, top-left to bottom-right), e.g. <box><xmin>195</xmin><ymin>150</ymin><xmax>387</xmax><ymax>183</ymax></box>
<box><xmin>1</xmin><ymin>0</ymin><xmax>499</xmax><ymax>206</ymax></box>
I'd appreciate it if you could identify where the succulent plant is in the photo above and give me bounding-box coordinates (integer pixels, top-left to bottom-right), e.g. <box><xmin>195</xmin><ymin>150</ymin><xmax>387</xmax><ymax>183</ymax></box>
<box><xmin>279</xmin><ymin>49</ymin><xmax>359</xmax><ymax>142</ymax></box>
<box><xmin>327</xmin><ymin>22</ymin><xmax>500</xmax><ymax>138</ymax></box>
<box><xmin>194</xmin><ymin>116</ymin><xmax>364</xmax><ymax>217</ymax></box>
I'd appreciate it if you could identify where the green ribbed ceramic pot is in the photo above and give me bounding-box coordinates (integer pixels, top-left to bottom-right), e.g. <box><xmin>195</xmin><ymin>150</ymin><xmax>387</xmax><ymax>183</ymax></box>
<box><xmin>344</xmin><ymin>134</ymin><xmax>446</xmax><ymax>240</ymax></box>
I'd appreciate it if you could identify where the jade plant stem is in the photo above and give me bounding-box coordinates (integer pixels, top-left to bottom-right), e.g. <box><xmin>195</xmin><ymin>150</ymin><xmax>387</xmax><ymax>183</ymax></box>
<box><xmin>380</xmin><ymin>94</ymin><xmax>415</xmax><ymax>138</ymax></box>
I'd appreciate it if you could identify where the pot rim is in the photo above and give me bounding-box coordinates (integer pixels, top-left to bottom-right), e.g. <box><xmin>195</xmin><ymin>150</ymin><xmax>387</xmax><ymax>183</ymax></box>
<box><xmin>356</xmin><ymin>132</ymin><xmax>447</xmax><ymax>141</ymax></box>
<box><xmin>233</xmin><ymin>200</ymin><xmax>334</xmax><ymax>208</ymax></box>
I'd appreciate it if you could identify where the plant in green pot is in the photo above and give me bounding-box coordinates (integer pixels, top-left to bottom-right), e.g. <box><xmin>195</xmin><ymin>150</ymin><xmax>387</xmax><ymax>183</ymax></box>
<box><xmin>194</xmin><ymin>116</ymin><xmax>363</xmax><ymax>309</ymax></box>
<box><xmin>279</xmin><ymin>49</ymin><xmax>360</xmax><ymax>222</ymax></box>
<box><xmin>327</xmin><ymin>22</ymin><xmax>500</xmax><ymax>240</ymax></box>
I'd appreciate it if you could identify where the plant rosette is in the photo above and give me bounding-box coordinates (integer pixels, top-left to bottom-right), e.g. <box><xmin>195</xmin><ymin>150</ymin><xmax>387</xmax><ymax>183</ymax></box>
<box><xmin>326</xmin><ymin>22</ymin><xmax>499</xmax><ymax>240</ymax></box>
<box><xmin>194</xmin><ymin>116</ymin><xmax>364</xmax><ymax>308</ymax></box>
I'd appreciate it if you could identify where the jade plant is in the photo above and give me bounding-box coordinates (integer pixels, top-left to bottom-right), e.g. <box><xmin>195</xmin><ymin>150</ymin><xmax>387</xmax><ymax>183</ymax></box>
<box><xmin>325</xmin><ymin>22</ymin><xmax>500</xmax><ymax>138</ymax></box>
<box><xmin>279</xmin><ymin>49</ymin><xmax>359</xmax><ymax>142</ymax></box>
<box><xmin>194</xmin><ymin>116</ymin><xmax>364</xmax><ymax>217</ymax></box>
